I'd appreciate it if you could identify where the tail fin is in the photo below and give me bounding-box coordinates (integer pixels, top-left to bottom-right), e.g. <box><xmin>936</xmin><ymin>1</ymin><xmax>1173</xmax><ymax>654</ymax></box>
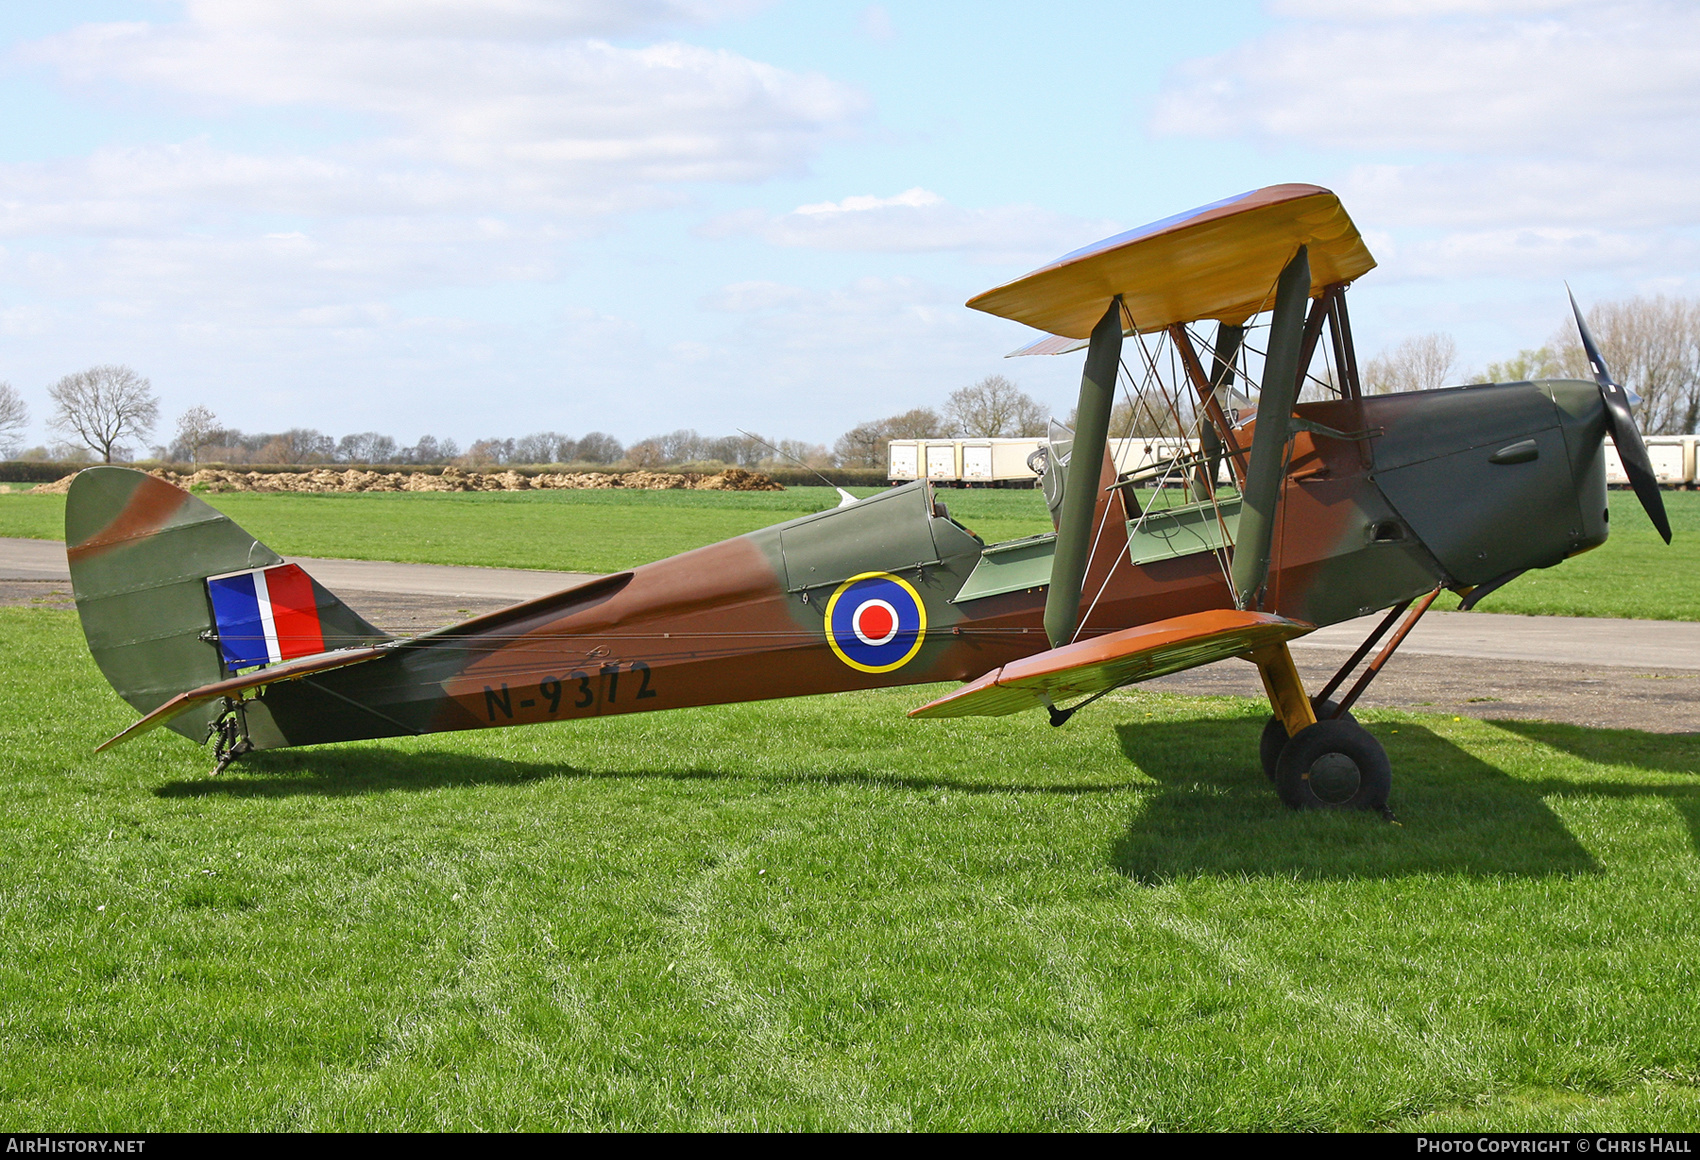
<box><xmin>66</xmin><ymin>467</ymin><xmax>389</xmax><ymax>743</ymax></box>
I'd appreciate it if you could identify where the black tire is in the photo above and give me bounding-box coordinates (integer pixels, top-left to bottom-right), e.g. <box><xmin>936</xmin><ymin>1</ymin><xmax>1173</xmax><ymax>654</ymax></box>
<box><xmin>1273</xmin><ymin>718</ymin><xmax>1391</xmax><ymax>811</ymax></box>
<box><xmin>1259</xmin><ymin>699</ymin><xmax>1356</xmax><ymax>780</ymax></box>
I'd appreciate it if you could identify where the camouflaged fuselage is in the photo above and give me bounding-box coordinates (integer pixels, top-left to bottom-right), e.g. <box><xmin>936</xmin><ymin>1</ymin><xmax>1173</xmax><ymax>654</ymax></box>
<box><xmin>66</xmin><ymin>379</ymin><xmax>1611</xmax><ymax>752</ymax></box>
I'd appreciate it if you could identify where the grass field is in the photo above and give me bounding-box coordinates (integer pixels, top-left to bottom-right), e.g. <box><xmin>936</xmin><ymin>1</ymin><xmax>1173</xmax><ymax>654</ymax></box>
<box><xmin>4</xmin><ymin>605</ymin><xmax>1699</xmax><ymax>1130</ymax></box>
<box><xmin>0</xmin><ymin>485</ymin><xmax>1054</xmax><ymax>575</ymax></box>
<box><xmin>3</xmin><ymin>483</ymin><xmax>1697</xmax><ymax>620</ymax></box>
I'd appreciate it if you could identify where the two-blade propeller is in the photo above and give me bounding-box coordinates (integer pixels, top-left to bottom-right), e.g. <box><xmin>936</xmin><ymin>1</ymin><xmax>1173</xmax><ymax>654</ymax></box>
<box><xmin>1569</xmin><ymin>289</ymin><xmax>1672</xmax><ymax>544</ymax></box>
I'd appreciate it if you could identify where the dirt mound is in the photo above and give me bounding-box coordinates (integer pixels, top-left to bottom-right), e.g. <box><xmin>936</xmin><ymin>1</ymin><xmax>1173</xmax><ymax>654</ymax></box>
<box><xmin>694</xmin><ymin>468</ymin><xmax>784</xmax><ymax>491</ymax></box>
<box><xmin>33</xmin><ymin>466</ymin><xmax>783</xmax><ymax>495</ymax></box>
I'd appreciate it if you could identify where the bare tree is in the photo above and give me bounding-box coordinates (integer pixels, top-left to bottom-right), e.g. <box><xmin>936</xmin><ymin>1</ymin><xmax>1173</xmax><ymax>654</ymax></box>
<box><xmin>573</xmin><ymin>432</ymin><xmax>623</xmax><ymax>465</ymax></box>
<box><xmin>1363</xmin><ymin>333</ymin><xmax>1459</xmax><ymax>395</ymax></box>
<box><xmin>1485</xmin><ymin>347</ymin><xmax>1567</xmax><ymax>383</ymax></box>
<box><xmin>1545</xmin><ymin>295</ymin><xmax>1700</xmax><ymax>435</ymax></box>
<box><xmin>0</xmin><ymin>382</ymin><xmax>28</xmax><ymax>458</ymax></box>
<box><xmin>944</xmin><ymin>375</ymin><xmax>1047</xmax><ymax>437</ymax></box>
<box><xmin>624</xmin><ymin>439</ymin><xmax>665</xmax><ymax>470</ymax></box>
<box><xmin>1066</xmin><ymin>397</ymin><xmax>1187</xmax><ymax>439</ymax></box>
<box><xmin>335</xmin><ymin>432</ymin><xmax>398</xmax><ymax>464</ymax></box>
<box><xmin>657</xmin><ymin>429</ymin><xmax>705</xmax><ymax>463</ymax></box>
<box><xmin>514</xmin><ymin>431</ymin><xmax>573</xmax><ymax>464</ymax></box>
<box><xmin>249</xmin><ymin>428</ymin><xmax>334</xmax><ymax>465</ymax></box>
<box><xmin>702</xmin><ymin>433</ymin><xmax>766</xmax><ymax>467</ymax></box>
<box><xmin>773</xmin><ymin>439</ymin><xmax>831</xmax><ymax>469</ymax></box>
<box><xmin>403</xmin><ymin>435</ymin><xmax>458</xmax><ymax>464</ymax></box>
<box><xmin>173</xmin><ymin>405</ymin><xmax>219</xmax><ymax>467</ymax></box>
<box><xmin>883</xmin><ymin>407</ymin><xmax>948</xmax><ymax>440</ymax></box>
<box><xmin>461</xmin><ymin>437</ymin><xmax>516</xmax><ymax>467</ymax></box>
<box><xmin>47</xmin><ymin>365</ymin><xmax>159</xmax><ymax>463</ymax></box>
<box><xmin>832</xmin><ymin>407</ymin><xmax>949</xmax><ymax>467</ymax></box>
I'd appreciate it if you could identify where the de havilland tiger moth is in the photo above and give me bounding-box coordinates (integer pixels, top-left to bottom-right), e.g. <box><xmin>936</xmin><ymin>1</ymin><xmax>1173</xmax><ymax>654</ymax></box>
<box><xmin>64</xmin><ymin>184</ymin><xmax>1672</xmax><ymax>816</ymax></box>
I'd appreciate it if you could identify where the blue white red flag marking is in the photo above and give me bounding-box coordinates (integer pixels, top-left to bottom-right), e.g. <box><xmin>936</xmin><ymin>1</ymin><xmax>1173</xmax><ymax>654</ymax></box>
<box><xmin>207</xmin><ymin>564</ymin><xmax>326</xmax><ymax>670</ymax></box>
<box><xmin>824</xmin><ymin>571</ymin><xmax>926</xmax><ymax>673</ymax></box>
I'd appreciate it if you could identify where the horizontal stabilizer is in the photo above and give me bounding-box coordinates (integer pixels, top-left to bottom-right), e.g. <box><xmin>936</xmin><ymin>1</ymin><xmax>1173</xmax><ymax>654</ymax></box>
<box><xmin>95</xmin><ymin>645</ymin><xmax>392</xmax><ymax>752</ymax></box>
<box><xmin>909</xmin><ymin>610</ymin><xmax>1313</xmax><ymax>719</ymax></box>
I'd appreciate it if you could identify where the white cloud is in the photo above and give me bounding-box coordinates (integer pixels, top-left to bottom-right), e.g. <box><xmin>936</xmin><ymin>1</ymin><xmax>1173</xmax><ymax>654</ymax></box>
<box><xmin>1376</xmin><ymin>227</ymin><xmax>1697</xmax><ymax>281</ymax></box>
<box><xmin>1154</xmin><ymin>4</ymin><xmax>1700</xmax><ymax>156</ymax></box>
<box><xmin>701</xmin><ymin>188</ymin><xmax>1118</xmax><ymax>264</ymax></box>
<box><xmin>180</xmin><ymin>0</ymin><xmax>765</xmax><ymax>39</ymax></box>
<box><xmin>0</xmin><ymin>4</ymin><xmax>870</xmax><ymax>405</ymax></box>
<box><xmin>699</xmin><ymin>281</ymin><xmax>810</xmax><ymax>312</ymax></box>
<box><xmin>1150</xmin><ymin>0</ymin><xmax>1700</xmax><ymax>289</ymax></box>
<box><xmin>28</xmin><ymin>18</ymin><xmax>865</xmax><ymax>202</ymax></box>
<box><xmin>1270</xmin><ymin>0</ymin><xmax>1599</xmax><ymax>18</ymax></box>
<box><xmin>676</xmin><ymin>275</ymin><xmax>1084</xmax><ymax>432</ymax></box>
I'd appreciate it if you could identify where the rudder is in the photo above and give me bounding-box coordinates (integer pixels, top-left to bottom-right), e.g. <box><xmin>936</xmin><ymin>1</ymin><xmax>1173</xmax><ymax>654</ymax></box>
<box><xmin>66</xmin><ymin>467</ymin><xmax>389</xmax><ymax>743</ymax></box>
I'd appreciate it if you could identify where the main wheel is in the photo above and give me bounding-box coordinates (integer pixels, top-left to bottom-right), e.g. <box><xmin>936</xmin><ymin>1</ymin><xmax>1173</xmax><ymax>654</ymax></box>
<box><xmin>1259</xmin><ymin>699</ymin><xmax>1356</xmax><ymax>780</ymax></box>
<box><xmin>1273</xmin><ymin>718</ymin><xmax>1391</xmax><ymax>811</ymax></box>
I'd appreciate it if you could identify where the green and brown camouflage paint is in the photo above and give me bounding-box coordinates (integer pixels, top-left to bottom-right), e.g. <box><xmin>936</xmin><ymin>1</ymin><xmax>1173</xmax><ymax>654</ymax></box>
<box><xmin>65</xmin><ymin>376</ymin><xmax>1611</xmax><ymax>753</ymax></box>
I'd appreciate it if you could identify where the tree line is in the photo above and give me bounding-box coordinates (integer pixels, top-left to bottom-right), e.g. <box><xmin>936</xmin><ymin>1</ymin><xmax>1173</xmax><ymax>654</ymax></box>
<box><xmin>1362</xmin><ymin>295</ymin><xmax>1700</xmax><ymax>436</ymax></box>
<box><xmin>5</xmin><ymin>293</ymin><xmax>1696</xmax><ymax>469</ymax></box>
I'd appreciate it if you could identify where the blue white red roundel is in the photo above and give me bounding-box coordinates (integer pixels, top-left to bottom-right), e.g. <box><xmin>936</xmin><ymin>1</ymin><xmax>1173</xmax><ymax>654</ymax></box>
<box><xmin>824</xmin><ymin>572</ymin><xmax>927</xmax><ymax>674</ymax></box>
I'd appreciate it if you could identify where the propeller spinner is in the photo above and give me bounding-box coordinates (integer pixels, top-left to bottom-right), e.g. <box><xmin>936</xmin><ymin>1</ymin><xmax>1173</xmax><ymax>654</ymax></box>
<box><xmin>1569</xmin><ymin>288</ymin><xmax>1672</xmax><ymax>544</ymax></box>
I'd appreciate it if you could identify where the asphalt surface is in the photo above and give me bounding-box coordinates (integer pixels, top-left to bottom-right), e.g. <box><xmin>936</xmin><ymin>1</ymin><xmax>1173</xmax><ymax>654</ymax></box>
<box><xmin>7</xmin><ymin>535</ymin><xmax>1700</xmax><ymax>731</ymax></box>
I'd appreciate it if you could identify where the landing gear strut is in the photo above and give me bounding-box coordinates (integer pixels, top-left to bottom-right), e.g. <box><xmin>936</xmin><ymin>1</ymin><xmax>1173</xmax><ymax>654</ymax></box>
<box><xmin>1248</xmin><ymin>640</ymin><xmax>1393</xmax><ymax>819</ymax></box>
<box><xmin>1248</xmin><ymin>589</ymin><xmax>1442</xmax><ymax>819</ymax></box>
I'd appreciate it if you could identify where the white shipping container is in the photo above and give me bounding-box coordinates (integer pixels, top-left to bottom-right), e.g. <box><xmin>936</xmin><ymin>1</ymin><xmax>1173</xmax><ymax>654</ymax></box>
<box><xmin>990</xmin><ymin>439</ymin><xmax>1046</xmax><ymax>481</ymax></box>
<box><xmin>925</xmin><ymin>442</ymin><xmax>960</xmax><ymax>481</ymax></box>
<box><xmin>1605</xmin><ymin>436</ymin><xmax>1691</xmax><ymax>485</ymax></box>
<box><xmin>887</xmin><ymin>441</ymin><xmax>919</xmax><ymax>480</ymax></box>
<box><xmin>961</xmin><ymin>442</ymin><xmax>994</xmax><ymax>481</ymax></box>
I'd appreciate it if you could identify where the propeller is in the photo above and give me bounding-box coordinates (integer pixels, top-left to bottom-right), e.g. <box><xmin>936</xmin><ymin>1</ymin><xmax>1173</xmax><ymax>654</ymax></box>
<box><xmin>1569</xmin><ymin>288</ymin><xmax>1672</xmax><ymax>544</ymax></box>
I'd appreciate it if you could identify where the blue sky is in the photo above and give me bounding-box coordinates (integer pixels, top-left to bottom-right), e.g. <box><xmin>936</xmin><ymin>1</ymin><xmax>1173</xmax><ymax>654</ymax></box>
<box><xmin>2</xmin><ymin>0</ymin><xmax>1696</xmax><ymax>452</ymax></box>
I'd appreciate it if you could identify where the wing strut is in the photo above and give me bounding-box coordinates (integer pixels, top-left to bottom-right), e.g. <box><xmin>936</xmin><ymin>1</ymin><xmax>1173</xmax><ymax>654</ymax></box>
<box><xmin>1044</xmin><ymin>296</ymin><xmax>1123</xmax><ymax>648</ymax></box>
<box><xmin>1170</xmin><ymin>322</ymin><xmax>1248</xmax><ymax>490</ymax></box>
<box><xmin>1230</xmin><ymin>245</ymin><xmax>1310</xmax><ymax>609</ymax></box>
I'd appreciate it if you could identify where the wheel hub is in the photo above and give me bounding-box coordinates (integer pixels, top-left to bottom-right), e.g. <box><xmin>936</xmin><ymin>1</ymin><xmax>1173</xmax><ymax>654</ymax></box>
<box><xmin>1306</xmin><ymin>753</ymin><xmax>1363</xmax><ymax>805</ymax></box>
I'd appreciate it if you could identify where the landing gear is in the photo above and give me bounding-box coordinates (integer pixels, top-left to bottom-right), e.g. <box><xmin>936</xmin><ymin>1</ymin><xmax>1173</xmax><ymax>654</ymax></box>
<box><xmin>1249</xmin><ymin>641</ymin><xmax>1393</xmax><ymax>817</ymax></box>
<box><xmin>210</xmin><ymin>697</ymin><xmax>253</xmax><ymax>775</ymax></box>
<box><xmin>1258</xmin><ymin>698</ymin><xmax>1355</xmax><ymax>780</ymax></box>
<box><xmin>1272</xmin><ymin>718</ymin><xmax>1391</xmax><ymax>813</ymax></box>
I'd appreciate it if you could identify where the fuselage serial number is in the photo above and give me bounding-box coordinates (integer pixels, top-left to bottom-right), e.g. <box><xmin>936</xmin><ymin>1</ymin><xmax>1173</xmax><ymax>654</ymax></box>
<box><xmin>482</xmin><ymin>661</ymin><xmax>657</xmax><ymax>722</ymax></box>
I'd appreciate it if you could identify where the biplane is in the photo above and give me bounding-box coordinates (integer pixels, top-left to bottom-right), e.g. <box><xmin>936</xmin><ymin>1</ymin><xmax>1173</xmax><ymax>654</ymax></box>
<box><xmin>66</xmin><ymin>184</ymin><xmax>1670</xmax><ymax>815</ymax></box>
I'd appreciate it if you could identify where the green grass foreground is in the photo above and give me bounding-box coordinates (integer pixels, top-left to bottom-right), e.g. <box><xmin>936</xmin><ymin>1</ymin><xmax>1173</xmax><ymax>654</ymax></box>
<box><xmin>5</xmin><ymin>606</ymin><xmax>1700</xmax><ymax>1130</ymax></box>
<box><xmin>3</xmin><ymin>484</ymin><xmax>1696</xmax><ymax>619</ymax></box>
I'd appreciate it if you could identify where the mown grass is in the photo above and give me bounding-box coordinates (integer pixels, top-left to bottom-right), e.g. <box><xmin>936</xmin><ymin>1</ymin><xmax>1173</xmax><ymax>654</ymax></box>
<box><xmin>1447</xmin><ymin>489</ymin><xmax>1700</xmax><ymax>619</ymax></box>
<box><xmin>3</xmin><ymin>485</ymin><xmax>1696</xmax><ymax>619</ymax></box>
<box><xmin>5</xmin><ymin>606</ymin><xmax>1700</xmax><ymax>1130</ymax></box>
<box><xmin>0</xmin><ymin>486</ymin><xmax>1052</xmax><ymax>575</ymax></box>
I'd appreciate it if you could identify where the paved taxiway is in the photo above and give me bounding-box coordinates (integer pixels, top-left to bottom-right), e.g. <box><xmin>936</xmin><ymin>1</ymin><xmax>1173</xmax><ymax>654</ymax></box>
<box><xmin>8</xmin><ymin>535</ymin><xmax>1700</xmax><ymax>730</ymax></box>
<box><xmin>6</xmin><ymin>535</ymin><xmax>1695</xmax><ymax>670</ymax></box>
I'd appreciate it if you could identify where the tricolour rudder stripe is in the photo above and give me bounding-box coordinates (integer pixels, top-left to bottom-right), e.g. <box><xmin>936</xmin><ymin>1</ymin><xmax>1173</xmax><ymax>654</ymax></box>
<box><xmin>207</xmin><ymin>563</ymin><xmax>327</xmax><ymax>670</ymax></box>
<box><xmin>66</xmin><ymin>467</ymin><xmax>389</xmax><ymax>745</ymax></box>
<box><xmin>262</xmin><ymin>564</ymin><xmax>326</xmax><ymax>661</ymax></box>
<box><xmin>206</xmin><ymin>570</ymin><xmax>270</xmax><ymax>670</ymax></box>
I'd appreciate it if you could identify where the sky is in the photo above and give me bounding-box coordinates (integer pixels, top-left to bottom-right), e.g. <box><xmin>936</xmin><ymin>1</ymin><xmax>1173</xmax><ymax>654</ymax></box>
<box><xmin>1</xmin><ymin>0</ymin><xmax>1697</xmax><ymax>452</ymax></box>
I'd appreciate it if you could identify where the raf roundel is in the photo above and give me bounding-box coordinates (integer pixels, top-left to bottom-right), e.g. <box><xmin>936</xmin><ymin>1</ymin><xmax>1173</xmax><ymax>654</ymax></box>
<box><xmin>824</xmin><ymin>572</ymin><xmax>928</xmax><ymax>674</ymax></box>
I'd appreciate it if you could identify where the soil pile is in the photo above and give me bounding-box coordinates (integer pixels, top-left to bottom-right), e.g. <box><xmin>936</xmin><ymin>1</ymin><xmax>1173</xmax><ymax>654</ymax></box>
<box><xmin>33</xmin><ymin>466</ymin><xmax>783</xmax><ymax>495</ymax></box>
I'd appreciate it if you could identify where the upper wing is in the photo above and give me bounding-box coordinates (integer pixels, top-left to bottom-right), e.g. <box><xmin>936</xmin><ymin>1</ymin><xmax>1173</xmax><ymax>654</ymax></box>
<box><xmin>968</xmin><ymin>184</ymin><xmax>1375</xmax><ymax>340</ymax></box>
<box><xmin>908</xmin><ymin>609</ymin><xmax>1313</xmax><ymax>719</ymax></box>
